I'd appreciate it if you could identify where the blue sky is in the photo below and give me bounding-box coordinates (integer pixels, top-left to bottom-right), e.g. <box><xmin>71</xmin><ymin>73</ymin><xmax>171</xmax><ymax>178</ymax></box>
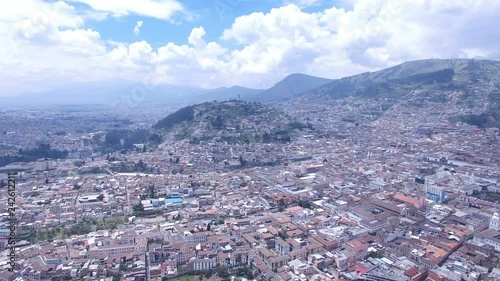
<box><xmin>0</xmin><ymin>0</ymin><xmax>499</xmax><ymax>96</ymax></box>
<box><xmin>85</xmin><ymin>0</ymin><xmax>338</xmax><ymax>48</ymax></box>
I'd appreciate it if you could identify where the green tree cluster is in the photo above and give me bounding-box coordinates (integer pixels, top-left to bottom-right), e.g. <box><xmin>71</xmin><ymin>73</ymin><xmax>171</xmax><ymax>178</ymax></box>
<box><xmin>18</xmin><ymin>143</ymin><xmax>68</xmax><ymax>159</ymax></box>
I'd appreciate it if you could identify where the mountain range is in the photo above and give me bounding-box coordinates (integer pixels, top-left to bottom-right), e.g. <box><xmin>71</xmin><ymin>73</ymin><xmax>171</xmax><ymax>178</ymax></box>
<box><xmin>0</xmin><ymin>73</ymin><xmax>331</xmax><ymax>106</ymax></box>
<box><xmin>0</xmin><ymin>81</ymin><xmax>259</xmax><ymax>107</ymax></box>
<box><xmin>297</xmin><ymin>59</ymin><xmax>500</xmax><ymax>128</ymax></box>
<box><xmin>2</xmin><ymin>59</ymin><xmax>499</xmax><ymax>129</ymax></box>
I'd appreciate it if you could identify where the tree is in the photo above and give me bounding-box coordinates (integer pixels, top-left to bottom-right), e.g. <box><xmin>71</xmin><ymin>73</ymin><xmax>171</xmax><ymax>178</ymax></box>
<box><xmin>216</xmin><ymin>265</ymin><xmax>230</xmax><ymax>280</ymax></box>
<box><xmin>136</xmin><ymin>160</ymin><xmax>147</xmax><ymax>172</ymax></box>
<box><xmin>278</xmin><ymin>231</ymin><xmax>289</xmax><ymax>240</ymax></box>
<box><xmin>239</xmin><ymin>155</ymin><xmax>247</xmax><ymax>166</ymax></box>
<box><xmin>148</xmin><ymin>185</ymin><xmax>157</xmax><ymax>199</ymax></box>
<box><xmin>150</xmin><ymin>133</ymin><xmax>161</xmax><ymax>143</ymax></box>
<box><xmin>278</xmin><ymin>203</ymin><xmax>286</xmax><ymax>212</ymax></box>
<box><xmin>212</xmin><ymin>115</ymin><xmax>224</xmax><ymax>129</ymax></box>
<box><xmin>204</xmin><ymin>271</ymin><xmax>213</xmax><ymax>279</ymax></box>
<box><xmin>262</xmin><ymin>132</ymin><xmax>271</xmax><ymax>143</ymax></box>
<box><xmin>97</xmin><ymin>194</ymin><xmax>104</xmax><ymax>201</ymax></box>
<box><xmin>37</xmin><ymin>230</ymin><xmax>47</xmax><ymax>241</ymax></box>
<box><xmin>237</xmin><ymin>266</ymin><xmax>254</xmax><ymax>279</ymax></box>
<box><xmin>18</xmin><ymin>143</ymin><xmax>68</xmax><ymax>159</ymax></box>
<box><xmin>28</xmin><ymin>229</ymin><xmax>37</xmax><ymax>243</ymax></box>
<box><xmin>132</xmin><ymin>203</ymin><xmax>144</xmax><ymax>216</ymax></box>
<box><xmin>46</xmin><ymin>231</ymin><xmax>54</xmax><ymax>241</ymax></box>
<box><xmin>105</xmin><ymin>131</ymin><xmax>122</xmax><ymax>146</ymax></box>
<box><xmin>298</xmin><ymin>200</ymin><xmax>312</xmax><ymax>209</ymax></box>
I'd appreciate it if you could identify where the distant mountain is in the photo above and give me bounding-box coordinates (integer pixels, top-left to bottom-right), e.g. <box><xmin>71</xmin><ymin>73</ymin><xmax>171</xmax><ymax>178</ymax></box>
<box><xmin>251</xmin><ymin>73</ymin><xmax>332</xmax><ymax>102</ymax></box>
<box><xmin>153</xmin><ymin>100</ymin><xmax>310</xmax><ymax>144</ymax></box>
<box><xmin>0</xmin><ymin>72</ymin><xmax>330</xmax><ymax>106</ymax></box>
<box><xmin>0</xmin><ymin>81</ymin><xmax>262</xmax><ymax>107</ymax></box>
<box><xmin>298</xmin><ymin>59</ymin><xmax>500</xmax><ymax>128</ymax></box>
<box><xmin>306</xmin><ymin>59</ymin><xmax>500</xmax><ymax>99</ymax></box>
<box><xmin>0</xmin><ymin>80</ymin><xmax>204</xmax><ymax>106</ymax></box>
<box><xmin>0</xmin><ymin>80</ymin><xmax>135</xmax><ymax>106</ymax></box>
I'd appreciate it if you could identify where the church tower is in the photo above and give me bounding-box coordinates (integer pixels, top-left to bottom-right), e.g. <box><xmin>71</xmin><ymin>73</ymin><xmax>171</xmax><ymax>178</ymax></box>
<box><xmin>490</xmin><ymin>213</ymin><xmax>500</xmax><ymax>231</ymax></box>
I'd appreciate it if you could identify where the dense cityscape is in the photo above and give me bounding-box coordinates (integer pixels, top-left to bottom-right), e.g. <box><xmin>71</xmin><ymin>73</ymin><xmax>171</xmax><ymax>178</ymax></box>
<box><xmin>1</xmin><ymin>1</ymin><xmax>500</xmax><ymax>281</ymax></box>
<box><xmin>1</xmin><ymin>71</ymin><xmax>499</xmax><ymax>281</ymax></box>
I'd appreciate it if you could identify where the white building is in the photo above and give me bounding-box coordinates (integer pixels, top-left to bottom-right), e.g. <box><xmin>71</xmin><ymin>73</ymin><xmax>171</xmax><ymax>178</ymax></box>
<box><xmin>35</xmin><ymin>160</ymin><xmax>56</xmax><ymax>171</ymax></box>
<box><xmin>193</xmin><ymin>258</ymin><xmax>217</xmax><ymax>271</ymax></box>
<box><xmin>473</xmin><ymin>228</ymin><xmax>500</xmax><ymax>252</ymax></box>
<box><xmin>185</xmin><ymin>232</ymin><xmax>207</xmax><ymax>244</ymax></box>
<box><xmin>490</xmin><ymin>213</ymin><xmax>500</xmax><ymax>231</ymax></box>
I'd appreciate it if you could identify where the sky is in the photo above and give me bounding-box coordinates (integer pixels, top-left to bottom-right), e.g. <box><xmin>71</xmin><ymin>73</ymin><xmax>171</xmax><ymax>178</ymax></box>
<box><xmin>1</xmin><ymin>0</ymin><xmax>500</xmax><ymax>97</ymax></box>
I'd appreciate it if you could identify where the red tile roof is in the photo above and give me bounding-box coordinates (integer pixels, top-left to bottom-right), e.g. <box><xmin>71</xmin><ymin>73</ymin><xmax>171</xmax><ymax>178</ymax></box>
<box><xmin>404</xmin><ymin>266</ymin><xmax>419</xmax><ymax>277</ymax></box>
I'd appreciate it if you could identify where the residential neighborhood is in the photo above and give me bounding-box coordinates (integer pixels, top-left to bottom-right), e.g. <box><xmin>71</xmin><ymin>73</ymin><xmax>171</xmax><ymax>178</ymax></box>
<box><xmin>1</xmin><ymin>96</ymin><xmax>499</xmax><ymax>281</ymax></box>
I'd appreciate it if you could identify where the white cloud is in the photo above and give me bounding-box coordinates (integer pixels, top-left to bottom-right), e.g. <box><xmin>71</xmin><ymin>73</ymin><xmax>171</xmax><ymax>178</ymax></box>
<box><xmin>133</xmin><ymin>20</ymin><xmax>143</xmax><ymax>36</ymax></box>
<box><xmin>188</xmin><ymin>26</ymin><xmax>207</xmax><ymax>49</ymax></box>
<box><xmin>1</xmin><ymin>0</ymin><xmax>500</xmax><ymax>97</ymax></box>
<box><xmin>0</xmin><ymin>0</ymin><xmax>108</xmax><ymax>94</ymax></box>
<box><xmin>67</xmin><ymin>0</ymin><xmax>185</xmax><ymax>21</ymax></box>
<box><xmin>283</xmin><ymin>0</ymin><xmax>322</xmax><ymax>9</ymax></box>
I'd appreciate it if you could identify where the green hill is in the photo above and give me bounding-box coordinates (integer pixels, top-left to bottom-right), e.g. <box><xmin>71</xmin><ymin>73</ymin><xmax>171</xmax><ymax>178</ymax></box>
<box><xmin>302</xmin><ymin>59</ymin><xmax>500</xmax><ymax>128</ymax></box>
<box><xmin>153</xmin><ymin>100</ymin><xmax>311</xmax><ymax>144</ymax></box>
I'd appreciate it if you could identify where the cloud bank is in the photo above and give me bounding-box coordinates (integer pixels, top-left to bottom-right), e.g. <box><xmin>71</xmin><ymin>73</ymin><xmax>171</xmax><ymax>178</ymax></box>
<box><xmin>1</xmin><ymin>0</ymin><xmax>500</xmax><ymax>96</ymax></box>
